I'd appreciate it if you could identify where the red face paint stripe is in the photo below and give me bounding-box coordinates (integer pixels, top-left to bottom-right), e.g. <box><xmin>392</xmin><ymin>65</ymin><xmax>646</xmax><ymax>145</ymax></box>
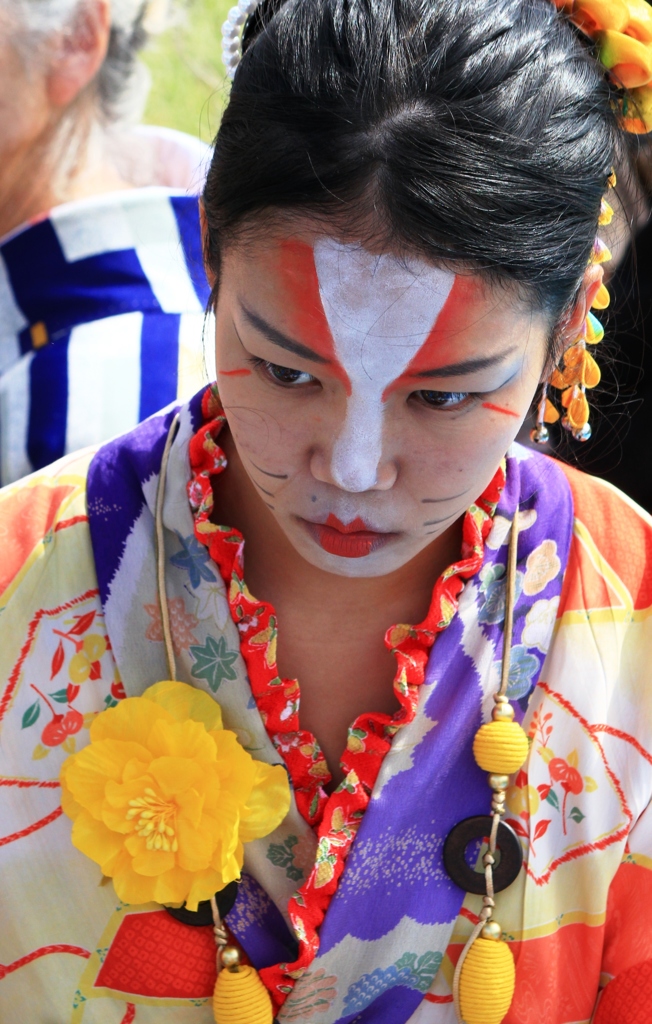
<box><xmin>219</xmin><ymin>368</ymin><xmax>252</xmax><ymax>376</ymax></box>
<box><xmin>482</xmin><ymin>402</ymin><xmax>520</xmax><ymax>418</ymax></box>
<box><xmin>382</xmin><ymin>277</ymin><xmax>485</xmax><ymax>402</ymax></box>
<box><xmin>277</xmin><ymin>240</ymin><xmax>351</xmax><ymax>394</ymax></box>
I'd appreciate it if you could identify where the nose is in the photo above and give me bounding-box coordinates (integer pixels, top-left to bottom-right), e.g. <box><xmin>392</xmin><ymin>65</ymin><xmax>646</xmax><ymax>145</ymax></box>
<box><xmin>310</xmin><ymin>394</ymin><xmax>397</xmax><ymax>492</ymax></box>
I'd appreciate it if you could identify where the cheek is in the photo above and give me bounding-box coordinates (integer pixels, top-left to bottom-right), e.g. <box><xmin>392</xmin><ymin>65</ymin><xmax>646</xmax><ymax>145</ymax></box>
<box><xmin>220</xmin><ymin>381</ymin><xmax>313</xmax><ymax>469</ymax></box>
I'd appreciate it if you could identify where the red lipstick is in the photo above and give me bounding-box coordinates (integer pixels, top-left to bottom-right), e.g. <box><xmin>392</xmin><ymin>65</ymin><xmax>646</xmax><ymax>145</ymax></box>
<box><xmin>305</xmin><ymin>513</ymin><xmax>394</xmax><ymax>558</ymax></box>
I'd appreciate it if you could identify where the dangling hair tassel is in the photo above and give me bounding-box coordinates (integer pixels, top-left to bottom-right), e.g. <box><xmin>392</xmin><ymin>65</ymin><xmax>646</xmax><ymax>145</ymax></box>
<box><xmin>542</xmin><ymin>213</ymin><xmax>612</xmax><ymax>443</ymax></box>
<box><xmin>530</xmin><ymin>385</ymin><xmax>558</xmax><ymax>444</ymax></box>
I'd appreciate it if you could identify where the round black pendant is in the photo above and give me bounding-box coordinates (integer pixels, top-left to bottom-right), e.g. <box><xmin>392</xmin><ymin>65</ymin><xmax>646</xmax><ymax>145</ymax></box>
<box><xmin>443</xmin><ymin>815</ymin><xmax>523</xmax><ymax>895</ymax></box>
<box><xmin>164</xmin><ymin>880</ymin><xmax>239</xmax><ymax>927</ymax></box>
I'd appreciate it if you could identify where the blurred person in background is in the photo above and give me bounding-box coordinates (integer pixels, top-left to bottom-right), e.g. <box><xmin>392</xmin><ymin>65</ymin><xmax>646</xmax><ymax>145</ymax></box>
<box><xmin>0</xmin><ymin>0</ymin><xmax>213</xmax><ymax>485</ymax></box>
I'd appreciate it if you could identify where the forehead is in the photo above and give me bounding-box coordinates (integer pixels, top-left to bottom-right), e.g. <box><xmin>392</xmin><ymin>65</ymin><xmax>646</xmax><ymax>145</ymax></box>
<box><xmin>249</xmin><ymin>235</ymin><xmax>497</xmax><ymax>348</ymax></box>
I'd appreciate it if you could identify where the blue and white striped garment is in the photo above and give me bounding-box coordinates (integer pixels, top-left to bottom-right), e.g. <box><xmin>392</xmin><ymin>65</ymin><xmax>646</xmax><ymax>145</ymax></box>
<box><xmin>0</xmin><ymin>185</ymin><xmax>214</xmax><ymax>485</ymax></box>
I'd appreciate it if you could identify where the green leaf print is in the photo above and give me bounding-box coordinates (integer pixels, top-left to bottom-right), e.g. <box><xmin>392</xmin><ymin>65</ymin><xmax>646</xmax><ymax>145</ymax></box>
<box><xmin>21</xmin><ymin>700</ymin><xmax>40</xmax><ymax>729</ymax></box>
<box><xmin>267</xmin><ymin>835</ymin><xmax>304</xmax><ymax>882</ymax></box>
<box><xmin>190</xmin><ymin>635</ymin><xmax>239</xmax><ymax>691</ymax></box>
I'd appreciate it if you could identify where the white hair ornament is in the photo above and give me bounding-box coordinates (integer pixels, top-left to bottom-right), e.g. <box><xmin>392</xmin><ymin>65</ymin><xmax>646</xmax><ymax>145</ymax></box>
<box><xmin>221</xmin><ymin>0</ymin><xmax>260</xmax><ymax>79</ymax></box>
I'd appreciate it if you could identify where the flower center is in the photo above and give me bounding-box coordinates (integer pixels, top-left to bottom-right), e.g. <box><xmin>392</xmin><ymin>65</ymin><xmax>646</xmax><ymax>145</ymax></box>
<box><xmin>126</xmin><ymin>787</ymin><xmax>178</xmax><ymax>852</ymax></box>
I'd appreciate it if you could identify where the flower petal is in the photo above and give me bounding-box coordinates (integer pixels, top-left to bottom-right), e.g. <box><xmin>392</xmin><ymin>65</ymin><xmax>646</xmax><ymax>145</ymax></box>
<box><xmin>149</xmin><ymin>756</ymin><xmax>204</xmax><ymax>797</ymax></box>
<box><xmin>153</xmin><ymin>865</ymin><xmax>196</xmax><ymax>906</ymax></box>
<box><xmin>90</xmin><ymin>698</ymin><xmax>173</xmax><ymax>745</ymax></box>
<box><xmin>185</xmin><ymin>868</ymin><xmax>236</xmax><ymax>912</ymax></box>
<box><xmin>71</xmin><ymin>810</ymin><xmax>124</xmax><ymax>873</ymax></box>
<box><xmin>239</xmin><ymin>762</ymin><xmax>292</xmax><ymax>842</ymax></box>
<box><xmin>176</xmin><ymin>786</ymin><xmax>205</xmax><ymax>829</ymax></box>
<box><xmin>131</xmin><ymin>848</ymin><xmax>176</xmax><ymax>877</ymax></box>
<box><xmin>147</xmin><ymin>718</ymin><xmax>216</xmax><ymax>763</ymax></box>
<box><xmin>176</xmin><ymin>819</ymin><xmax>217</xmax><ymax>872</ymax></box>
<box><xmin>64</xmin><ymin>740</ymin><xmax>151</xmax><ymax>819</ymax></box>
<box><xmin>143</xmin><ymin>680</ymin><xmax>223</xmax><ymax>732</ymax></box>
<box><xmin>112</xmin><ymin>861</ymin><xmax>157</xmax><ymax>906</ymax></box>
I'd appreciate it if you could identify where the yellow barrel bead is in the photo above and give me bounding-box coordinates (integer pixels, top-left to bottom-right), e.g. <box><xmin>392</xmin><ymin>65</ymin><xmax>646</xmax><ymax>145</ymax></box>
<box><xmin>459</xmin><ymin>937</ymin><xmax>516</xmax><ymax>1024</ymax></box>
<box><xmin>473</xmin><ymin>720</ymin><xmax>529</xmax><ymax>775</ymax></box>
<box><xmin>213</xmin><ymin>965</ymin><xmax>274</xmax><ymax>1024</ymax></box>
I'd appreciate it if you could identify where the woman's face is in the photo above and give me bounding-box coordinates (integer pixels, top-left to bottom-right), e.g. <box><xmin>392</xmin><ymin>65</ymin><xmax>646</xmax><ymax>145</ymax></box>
<box><xmin>213</xmin><ymin>224</ymin><xmax>551</xmax><ymax>578</ymax></box>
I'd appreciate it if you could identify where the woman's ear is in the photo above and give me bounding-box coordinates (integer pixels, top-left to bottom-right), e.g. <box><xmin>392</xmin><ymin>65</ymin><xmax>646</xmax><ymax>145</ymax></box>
<box><xmin>46</xmin><ymin>0</ymin><xmax>111</xmax><ymax>108</ymax></box>
<box><xmin>558</xmin><ymin>263</ymin><xmax>604</xmax><ymax>347</ymax></box>
<box><xmin>199</xmin><ymin>200</ymin><xmax>217</xmax><ymax>288</ymax></box>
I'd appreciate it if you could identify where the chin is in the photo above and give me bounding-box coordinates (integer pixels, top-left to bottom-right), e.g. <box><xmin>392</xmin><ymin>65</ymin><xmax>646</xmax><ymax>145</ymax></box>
<box><xmin>287</xmin><ymin>528</ymin><xmax>416</xmax><ymax>579</ymax></box>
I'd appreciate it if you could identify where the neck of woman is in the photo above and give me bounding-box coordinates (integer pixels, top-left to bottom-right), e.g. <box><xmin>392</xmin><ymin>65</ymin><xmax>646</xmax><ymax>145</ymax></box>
<box><xmin>0</xmin><ymin>104</ymin><xmax>131</xmax><ymax>240</ymax></box>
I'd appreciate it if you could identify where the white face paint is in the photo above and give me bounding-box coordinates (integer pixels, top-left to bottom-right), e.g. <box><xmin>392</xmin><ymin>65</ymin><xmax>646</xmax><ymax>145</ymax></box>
<box><xmin>313</xmin><ymin>239</ymin><xmax>456</xmax><ymax>491</ymax></box>
<box><xmin>215</xmin><ymin>225</ymin><xmax>550</xmax><ymax>579</ymax></box>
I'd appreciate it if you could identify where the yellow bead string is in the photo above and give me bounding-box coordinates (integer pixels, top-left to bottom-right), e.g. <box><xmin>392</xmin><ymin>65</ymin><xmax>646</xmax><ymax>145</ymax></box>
<box><xmin>453</xmin><ymin>509</ymin><xmax>529</xmax><ymax>1024</ymax></box>
<box><xmin>531</xmin><ymin>173</ymin><xmax>615</xmax><ymax>445</ymax></box>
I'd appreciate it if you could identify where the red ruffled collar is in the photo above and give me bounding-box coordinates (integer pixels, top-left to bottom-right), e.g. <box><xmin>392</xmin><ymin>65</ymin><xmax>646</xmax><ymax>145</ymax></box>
<box><xmin>187</xmin><ymin>384</ymin><xmax>505</xmax><ymax>1010</ymax></box>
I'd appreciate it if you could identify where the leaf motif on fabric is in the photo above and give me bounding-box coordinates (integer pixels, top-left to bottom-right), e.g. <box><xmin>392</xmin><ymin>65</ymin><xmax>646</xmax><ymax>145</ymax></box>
<box><xmin>267</xmin><ymin>835</ymin><xmax>305</xmax><ymax>883</ymax></box>
<box><xmin>281</xmin><ymin>968</ymin><xmax>338</xmax><ymax>1021</ymax></box>
<box><xmin>189</xmin><ymin>634</ymin><xmax>239</xmax><ymax>691</ymax></box>
<box><xmin>170</xmin><ymin>531</ymin><xmax>217</xmax><ymax>588</ymax></box>
<box><xmin>22</xmin><ymin>700</ymin><xmax>41</xmax><ymax>729</ymax></box>
<box><xmin>342</xmin><ymin>951</ymin><xmax>443</xmax><ymax>1013</ymax></box>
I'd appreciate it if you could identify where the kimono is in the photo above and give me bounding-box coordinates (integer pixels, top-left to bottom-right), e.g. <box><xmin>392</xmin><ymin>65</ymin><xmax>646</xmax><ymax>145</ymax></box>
<box><xmin>1</xmin><ymin>385</ymin><xmax>651</xmax><ymax>1024</ymax></box>
<box><xmin>0</xmin><ymin>127</ymin><xmax>213</xmax><ymax>486</ymax></box>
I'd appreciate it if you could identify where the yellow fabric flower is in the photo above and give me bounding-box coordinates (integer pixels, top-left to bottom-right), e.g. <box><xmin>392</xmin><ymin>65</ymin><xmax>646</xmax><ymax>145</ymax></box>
<box><xmin>60</xmin><ymin>680</ymin><xmax>290</xmax><ymax>910</ymax></box>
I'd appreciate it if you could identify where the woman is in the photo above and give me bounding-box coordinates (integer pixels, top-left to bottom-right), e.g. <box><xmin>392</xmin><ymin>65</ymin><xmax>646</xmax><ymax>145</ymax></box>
<box><xmin>0</xmin><ymin>0</ymin><xmax>212</xmax><ymax>484</ymax></box>
<box><xmin>1</xmin><ymin>0</ymin><xmax>651</xmax><ymax>1021</ymax></box>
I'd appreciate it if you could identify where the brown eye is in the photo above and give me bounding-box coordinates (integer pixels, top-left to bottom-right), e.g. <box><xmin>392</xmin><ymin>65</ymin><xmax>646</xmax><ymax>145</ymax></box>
<box><xmin>416</xmin><ymin>390</ymin><xmax>470</xmax><ymax>409</ymax></box>
<box><xmin>263</xmin><ymin>361</ymin><xmax>315</xmax><ymax>386</ymax></box>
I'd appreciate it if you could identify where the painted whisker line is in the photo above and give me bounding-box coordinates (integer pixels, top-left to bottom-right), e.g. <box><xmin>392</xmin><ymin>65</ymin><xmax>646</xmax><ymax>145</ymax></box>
<box><xmin>264</xmin><ymin>503</ymin><xmax>275</xmax><ymax>510</ymax></box>
<box><xmin>252</xmin><ymin>479</ymin><xmax>275</xmax><ymax>497</ymax></box>
<box><xmin>421</xmin><ymin>491</ymin><xmax>467</xmax><ymax>503</ymax></box>
<box><xmin>249</xmin><ymin>460</ymin><xmax>289</xmax><ymax>479</ymax></box>
<box><xmin>423</xmin><ymin>515</ymin><xmax>456</xmax><ymax>526</ymax></box>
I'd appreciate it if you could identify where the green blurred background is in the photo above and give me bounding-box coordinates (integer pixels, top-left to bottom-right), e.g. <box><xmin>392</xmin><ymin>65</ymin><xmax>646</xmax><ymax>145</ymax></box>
<box><xmin>142</xmin><ymin>0</ymin><xmax>233</xmax><ymax>142</ymax></box>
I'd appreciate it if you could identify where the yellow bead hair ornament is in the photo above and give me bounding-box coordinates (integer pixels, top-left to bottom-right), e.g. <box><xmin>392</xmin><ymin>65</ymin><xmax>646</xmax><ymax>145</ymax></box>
<box><xmin>451</xmin><ymin>512</ymin><xmax>528</xmax><ymax>1024</ymax></box>
<box><xmin>530</xmin><ymin>188</ymin><xmax>612</xmax><ymax>446</ymax></box>
<box><xmin>552</xmin><ymin>0</ymin><xmax>652</xmax><ymax>133</ymax></box>
<box><xmin>538</xmin><ymin>1</ymin><xmax>652</xmax><ymax>445</ymax></box>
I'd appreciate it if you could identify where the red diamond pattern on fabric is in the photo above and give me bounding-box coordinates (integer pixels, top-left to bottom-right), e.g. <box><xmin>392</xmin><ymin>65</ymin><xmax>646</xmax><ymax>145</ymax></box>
<box><xmin>95</xmin><ymin>911</ymin><xmax>216</xmax><ymax>998</ymax></box>
<box><xmin>595</xmin><ymin>958</ymin><xmax>652</xmax><ymax>1024</ymax></box>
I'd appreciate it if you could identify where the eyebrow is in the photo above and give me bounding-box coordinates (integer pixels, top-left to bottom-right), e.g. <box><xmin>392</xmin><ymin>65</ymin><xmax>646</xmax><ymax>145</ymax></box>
<box><xmin>240</xmin><ymin>305</ymin><xmax>330</xmax><ymax>365</ymax></box>
<box><xmin>413</xmin><ymin>348</ymin><xmax>518</xmax><ymax>379</ymax></box>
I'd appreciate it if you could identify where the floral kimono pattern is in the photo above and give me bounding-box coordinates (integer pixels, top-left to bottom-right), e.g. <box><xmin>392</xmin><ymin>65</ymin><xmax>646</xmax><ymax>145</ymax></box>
<box><xmin>0</xmin><ymin>387</ymin><xmax>651</xmax><ymax>1024</ymax></box>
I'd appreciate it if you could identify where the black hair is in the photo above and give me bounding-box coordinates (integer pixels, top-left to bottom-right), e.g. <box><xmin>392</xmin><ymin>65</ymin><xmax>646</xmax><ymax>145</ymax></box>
<box><xmin>203</xmin><ymin>0</ymin><xmax>620</xmax><ymax>330</ymax></box>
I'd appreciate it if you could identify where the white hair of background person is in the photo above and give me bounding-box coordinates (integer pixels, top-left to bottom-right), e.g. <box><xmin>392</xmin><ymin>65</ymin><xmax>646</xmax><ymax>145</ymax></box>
<box><xmin>4</xmin><ymin>0</ymin><xmax>169</xmax><ymax>126</ymax></box>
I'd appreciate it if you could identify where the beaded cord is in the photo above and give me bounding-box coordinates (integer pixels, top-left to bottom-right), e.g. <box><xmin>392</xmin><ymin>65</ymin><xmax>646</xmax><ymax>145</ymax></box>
<box><xmin>452</xmin><ymin>509</ymin><xmax>524</xmax><ymax>1024</ymax></box>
